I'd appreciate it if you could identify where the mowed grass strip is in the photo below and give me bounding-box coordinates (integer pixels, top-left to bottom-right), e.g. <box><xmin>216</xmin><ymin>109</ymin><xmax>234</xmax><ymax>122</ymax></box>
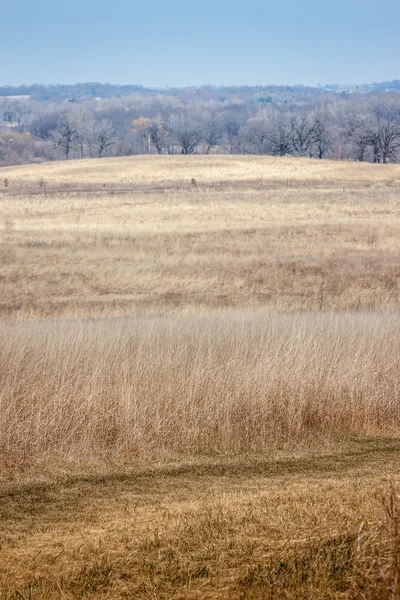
<box><xmin>1</xmin><ymin>440</ymin><xmax>400</xmax><ymax>599</ymax></box>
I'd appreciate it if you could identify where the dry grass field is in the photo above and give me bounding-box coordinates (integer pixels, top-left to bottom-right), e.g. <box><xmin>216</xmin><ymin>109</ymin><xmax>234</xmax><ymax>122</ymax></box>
<box><xmin>0</xmin><ymin>155</ymin><xmax>400</xmax><ymax>598</ymax></box>
<box><xmin>1</xmin><ymin>156</ymin><xmax>400</xmax><ymax>319</ymax></box>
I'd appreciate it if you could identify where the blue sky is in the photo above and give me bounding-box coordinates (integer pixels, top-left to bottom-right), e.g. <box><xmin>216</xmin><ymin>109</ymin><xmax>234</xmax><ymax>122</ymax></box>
<box><xmin>2</xmin><ymin>0</ymin><xmax>399</xmax><ymax>87</ymax></box>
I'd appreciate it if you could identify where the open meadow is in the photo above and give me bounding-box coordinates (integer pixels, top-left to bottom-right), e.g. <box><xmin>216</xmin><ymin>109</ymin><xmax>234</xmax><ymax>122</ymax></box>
<box><xmin>0</xmin><ymin>155</ymin><xmax>400</xmax><ymax>598</ymax></box>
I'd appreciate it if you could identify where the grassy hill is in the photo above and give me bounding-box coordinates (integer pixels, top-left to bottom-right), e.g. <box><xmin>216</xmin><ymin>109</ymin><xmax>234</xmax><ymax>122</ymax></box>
<box><xmin>1</xmin><ymin>155</ymin><xmax>400</xmax><ymax>319</ymax></box>
<box><xmin>4</xmin><ymin>154</ymin><xmax>400</xmax><ymax>185</ymax></box>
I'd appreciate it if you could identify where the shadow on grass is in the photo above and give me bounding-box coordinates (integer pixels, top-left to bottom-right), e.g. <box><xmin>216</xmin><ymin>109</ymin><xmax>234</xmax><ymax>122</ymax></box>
<box><xmin>1</xmin><ymin>436</ymin><xmax>400</xmax><ymax>525</ymax></box>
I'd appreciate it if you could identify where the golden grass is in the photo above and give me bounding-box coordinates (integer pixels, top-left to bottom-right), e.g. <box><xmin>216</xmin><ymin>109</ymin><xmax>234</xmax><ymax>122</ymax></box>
<box><xmin>3</xmin><ymin>154</ymin><xmax>400</xmax><ymax>185</ymax></box>
<box><xmin>1</xmin><ymin>156</ymin><xmax>400</xmax><ymax>598</ymax></box>
<box><xmin>0</xmin><ymin>156</ymin><xmax>399</xmax><ymax>319</ymax></box>
<box><xmin>2</xmin><ymin>445</ymin><xmax>400</xmax><ymax>599</ymax></box>
<box><xmin>1</xmin><ymin>311</ymin><xmax>399</xmax><ymax>472</ymax></box>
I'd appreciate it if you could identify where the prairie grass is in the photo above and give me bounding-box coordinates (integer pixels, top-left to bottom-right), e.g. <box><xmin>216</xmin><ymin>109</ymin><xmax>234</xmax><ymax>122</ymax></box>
<box><xmin>0</xmin><ymin>158</ymin><xmax>399</xmax><ymax>320</ymax></box>
<box><xmin>2</xmin><ymin>154</ymin><xmax>400</xmax><ymax>186</ymax></box>
<box><xmin>1</xmin><ymin>156</ymin><xmax>400</xmax><ymax>598</ymax></box>
<box><xmin>1</xmin><ymin>310</ymin><xmax>399</xmax><ymax>473</ymax></box>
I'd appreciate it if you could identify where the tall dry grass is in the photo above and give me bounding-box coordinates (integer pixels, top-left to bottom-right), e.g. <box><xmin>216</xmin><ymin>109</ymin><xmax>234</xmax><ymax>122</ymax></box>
<box><xmin>1</xmin><ymin>310</ymin><xmax>399</xmax><ymax>473</ymax></box>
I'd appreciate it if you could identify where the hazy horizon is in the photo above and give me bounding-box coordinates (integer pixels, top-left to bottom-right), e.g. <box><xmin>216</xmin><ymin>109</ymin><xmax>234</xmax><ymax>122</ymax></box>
<box><xmin>0</xmin><ymin>79</ymin><xmax>395</xmax><ymax>89</ymax></box>
<box><xmin>2</xmin><ymin>0</ymin><xmax>399</xmax><ymax>88</ymax></box>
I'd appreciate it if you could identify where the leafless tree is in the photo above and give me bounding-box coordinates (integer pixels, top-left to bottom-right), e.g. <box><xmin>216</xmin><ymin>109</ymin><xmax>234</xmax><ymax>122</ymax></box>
<box><xmin>132</xmin><ymin>117</ymin><xmax>152</xmax><ymax>153</ymax></box>
<box><xmin>242</xmin><ymin>115</ymin><xmax>271</xmax><ymax>154</ymax></box>
<box><xmin>29</xmin><ymin>111</ymin><xmax>62</xmax><ymax>140</ymax></box>
<box><xmin>149</xmin><ymin>121</ymin><xmax>168</xmax><ymax>154</ymax></box>
<box><xmin>343</xmin><ymin>116</ymin><xmax>372</xmax><ymax>162</ymax></box>
<box><xmin>172</xmin><ymin>117</ymin><xmax>202</xmax><ymax>154</ymax></box>
<box><xmin>223</xmin><ymin>118</ymin><xmax>241</xmax><ymax>154</ymax></box>
<box><xmin>269</xmin><ymin>115</ymin><xmax>292</xmax><ymax>156</ymax></box>
<box><xmin>200</xmin><ymin>115</ymin><xmax>221</xmax><ymax>154</ymax></box>
<box><xmin>3</xmin><ymin>83</ymin><xmax>400</xmax><ymax>165</ymax></box>
<box><xmin>93</xmin><ymin>119</ymin><xmax>116</xmax><ymax>157</ymax></box>
<box><xmin>72</xmin><ymin>107</ymin><xmax>95</xmax><ymax>159</ymax></box>
<box><xmin>311</xmin><ymin>114</ymin><xmax>331</xmax><ymax>159</ymax></box>
<box><xmin>0</xmin><ymin>138</ymin><xmax>5</xmax><ymax>162</ymax></box>
<box><xmin>53</xmin><ymin>114</ymin><xmax>79</xmax><ymax>159</ymax></box>
<box><xmin>372</xmin><ymin>100</ymin><xmax>400</xmax><ymax>163</ymax></box>
<box><xmin>290</xmin><ymin>115</ymin><xmax>318</xmax><ymax>157</ymax></box>
<box><xmin>369</xmin><ymin>129</ymin><xmax>382</xmax><ymax>163</ymax></box>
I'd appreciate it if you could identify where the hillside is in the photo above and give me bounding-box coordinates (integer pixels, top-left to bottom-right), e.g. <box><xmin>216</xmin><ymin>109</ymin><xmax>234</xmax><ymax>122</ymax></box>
<box><xmin>1</xmin><ymin>155</ymin><xmax>399</xmax><ymax>319</ymax></box>
<box><xmin>4</xmin><ymin>154</ymin><xmax>400</xmax><ymax>185</ymax></box>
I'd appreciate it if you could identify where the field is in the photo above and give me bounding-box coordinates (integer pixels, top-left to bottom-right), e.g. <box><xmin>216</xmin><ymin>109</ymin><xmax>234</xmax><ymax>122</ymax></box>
<box><xmin>1</xmin><ymin>155</ymin><xmax>400</xmax><ymax>319</ymax></box>
<box><xmin>1</xmin><ymin>155</ymin><xmax>400</xmax><ymax>598</ymax></box>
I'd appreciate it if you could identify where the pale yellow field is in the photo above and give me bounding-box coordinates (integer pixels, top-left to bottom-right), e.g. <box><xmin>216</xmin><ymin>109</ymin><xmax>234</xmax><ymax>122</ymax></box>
<box><xmin>3</xmin><ymin>154</ymin><xmax>400</xmax><ymax>185</ymax></box>
<box><xmin>1</xmin><ymin>156</ymin><xmax>400</xmax><ymax>599</ymax></box>
<box><xmin>1</xmin><ymin>156</ymin><xmax>399</xmax><ymax>319</ymax></box>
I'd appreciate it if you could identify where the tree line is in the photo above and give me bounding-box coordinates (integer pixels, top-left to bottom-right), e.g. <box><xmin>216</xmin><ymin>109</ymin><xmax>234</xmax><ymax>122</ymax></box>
<box><xmin>1</xmin><ymin>87</ymin><xmax>400</xmax><ymax>165</ymax></box>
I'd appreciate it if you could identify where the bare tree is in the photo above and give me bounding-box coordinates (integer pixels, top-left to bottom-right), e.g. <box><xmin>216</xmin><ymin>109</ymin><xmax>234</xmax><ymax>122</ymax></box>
<box><xmin>343</xmin><ymin>116</ymin><xmax>372</xmax><ymax>162</ymax></box>
<box><xmin>0</xmin><ymin>137</ymin><xmax>6</xmax><ymax>162</ymax></box>
<box><xmin>311</xmin><ymin>114</ymin><xmax>331</xmax><ymax>159</ymax></box>
<box><xmin>269</xmin><ymin>115</ymin><xmax>292</xmax><ymax>156</ymax></box>
<box><xmin>53</xmin><ymin>114</ymin><xmax>79</xmax><ymax>159</ymax></box>
<box><xmin>369</xmin><ymin>129</ymin><xmax>382</xmax><ymax>163</ymax></box>
<box><xmin>29</xmin><ymin>111</ymin><xmax>62</xmax><ymax>140</ymax></box>
<box><xmin>242</xmin><ymin>115</ymin><xmax>271</xmax><ymax>154</ymax></box>
<box><xmin>72</xmin><ymin>107</ymin><xmax>95</xmax><ymax>159</ymax></box>
<box><xmin>149</xmin><ymin>121</ymin><xmax>168</xmax><ymax>154</ymax></box>
<box><xmin>4</xmin><ymin>82</ymin><xmax>400</xmax><ymax>165</ymax></box>
<box><xmin>290</xmin><ymin>115</ymin><xmax>318</xmax><ymax>157</ymax></box>
<box><xmin>132</xmin><ymin>117</ymin><xmax>152</xmax><ymax>153</ymax></box>
<box><xmin>172</xmin><ymin>117</ymin><xmax>202</xmax><ymax>154</ymax></box>
<box><xmin>373</xmin><ymin>101</ymin><xmax>400</xmax><ymax>163</ymax></box>
<box><xmin>93</xmin><ymin>119</ymin><xmax>116</xmax><ymax>157</ymax></box>
<box><xmin>200</xmin><ymin>114</ymin><xmax>221</xmax><ymax>154</ymax></box>
<box><xmin>222</xmin><ymin>118</ymin><xmax>241</xmax><ymax>154</ymax></box>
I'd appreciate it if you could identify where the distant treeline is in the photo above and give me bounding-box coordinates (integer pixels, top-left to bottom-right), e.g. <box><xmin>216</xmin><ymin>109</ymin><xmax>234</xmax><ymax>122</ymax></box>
<box><xmin>1</xmin><ymin>80</ymin><xmax>400</xmax><ymax>101</ymax></box>
<box><xmin>0</xmin><ymin>81</ymin><xmax>400</xmax><ymax>165</ymax></box>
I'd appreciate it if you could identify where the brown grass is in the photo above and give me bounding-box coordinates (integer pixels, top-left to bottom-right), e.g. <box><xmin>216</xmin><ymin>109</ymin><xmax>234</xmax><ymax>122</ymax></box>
<box><xmin>0</xmin><ymin>311</ymin><xmax>399</xmax><ymax>472</ymax></box>
<box><xmin>3</xmin><ymin>154</ymin><xmax>400</xmax><ymax>185</ymax></box>
<box><xmin>1</xmin><ymin>156</ymin><xmax>400</xmax><ymax>598</ymax></box>
<box><xmin>2</xmin><ymin>447</ymin><xmax>400</xmax><ymax>599</ymax></box>
<box><xmin>0</xmin><ymin>157</ymin><xmax>399</xmax><ymax>320</ymax></box>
